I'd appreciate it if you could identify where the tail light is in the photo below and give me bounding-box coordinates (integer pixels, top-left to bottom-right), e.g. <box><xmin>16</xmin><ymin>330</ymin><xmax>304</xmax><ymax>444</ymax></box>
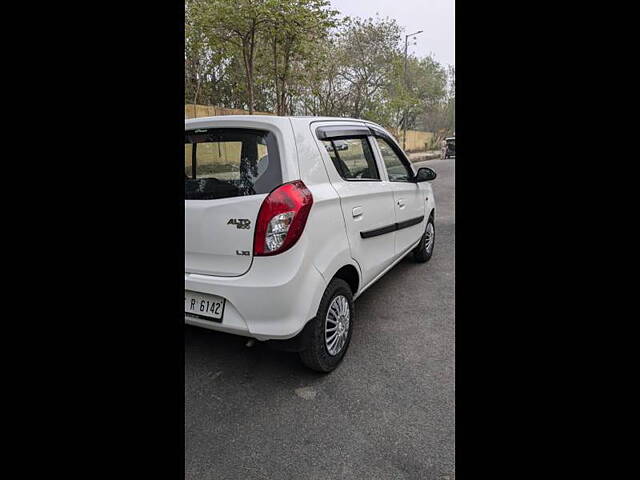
<box><xmin>253</xmin><ymin>180</ymin><xmax>314</xmax><ymax>256</ymax></box>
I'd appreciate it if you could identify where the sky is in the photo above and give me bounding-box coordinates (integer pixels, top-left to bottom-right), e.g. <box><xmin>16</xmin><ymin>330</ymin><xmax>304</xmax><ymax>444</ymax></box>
<box><xmin>329</xmin><ymin>0</ymin><xmax>455</xmax><ymax>68</ymax></box>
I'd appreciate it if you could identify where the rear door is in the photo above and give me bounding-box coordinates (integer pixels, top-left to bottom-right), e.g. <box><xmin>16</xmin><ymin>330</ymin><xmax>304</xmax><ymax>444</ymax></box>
<box><xmin>184</xmin><ymin>127</ymin><xmax>282</xmax><ymax>277</ymax></box>
<box><xmin>314</xmin><ymin>123</ymin><xmax>397</xmax><ymax>287</ymax></box>
<box><xmin>372</xmin><ymin>134</ymin><xmax>426</xmax><ymax>256</ymax></box>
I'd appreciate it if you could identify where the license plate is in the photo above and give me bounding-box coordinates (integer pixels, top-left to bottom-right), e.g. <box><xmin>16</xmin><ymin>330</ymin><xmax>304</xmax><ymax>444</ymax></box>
<box><xmin>185</xmin><ymin>291</ymin><xmax>226</xmax><ymax>322</ymax></box>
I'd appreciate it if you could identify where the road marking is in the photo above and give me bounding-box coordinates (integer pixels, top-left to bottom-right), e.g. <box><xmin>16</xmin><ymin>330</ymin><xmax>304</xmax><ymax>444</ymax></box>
<box><xmin>295</xmin><ymin>387</ymin><xmax>317</xmax><ymax>400</ymax></box>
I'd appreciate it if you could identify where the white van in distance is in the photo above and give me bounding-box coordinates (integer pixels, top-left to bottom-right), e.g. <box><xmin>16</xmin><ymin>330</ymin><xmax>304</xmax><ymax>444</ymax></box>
<box><xmin>185</xmin><ymin>116</ymin><xmax>436</xmax><ymax>372</ymax></box>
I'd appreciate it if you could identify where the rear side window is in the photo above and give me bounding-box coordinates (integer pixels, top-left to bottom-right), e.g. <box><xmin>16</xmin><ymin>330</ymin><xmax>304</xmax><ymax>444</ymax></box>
<box><xmin>185</xmin><ymin>128</ymin><xmax>281</xmax><ymax>200</ymax></box>
<box><xmin>321</xmin><ymin>137</ymin><xmax>380</xmax><ymax>181</ymax></box>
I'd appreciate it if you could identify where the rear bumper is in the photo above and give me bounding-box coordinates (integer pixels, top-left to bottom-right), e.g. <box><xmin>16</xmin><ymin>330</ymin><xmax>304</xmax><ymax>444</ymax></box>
<box><xmin>184</xmin><ymin>241</ymin><xmax>326</xmax><ymax>341</ymax></box>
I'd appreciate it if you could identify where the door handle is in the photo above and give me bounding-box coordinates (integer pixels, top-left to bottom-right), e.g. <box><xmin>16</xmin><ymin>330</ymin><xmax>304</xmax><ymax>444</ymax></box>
<box><xmin>397</xmin><ymin>199</ymin><xmax>406</xmax><ymax>208</ymax></box>
<box><xmin>352</xmin><ymin>206</ymin><xmax>363</xmax><ymax>217</ymax></box>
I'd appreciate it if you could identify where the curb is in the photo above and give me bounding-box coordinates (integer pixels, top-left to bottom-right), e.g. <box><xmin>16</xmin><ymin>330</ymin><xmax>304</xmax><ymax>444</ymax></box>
<box><xmin>409</xmin><ymin>152</ymin><xmax>442</xmax><ymax>163</ymax></box>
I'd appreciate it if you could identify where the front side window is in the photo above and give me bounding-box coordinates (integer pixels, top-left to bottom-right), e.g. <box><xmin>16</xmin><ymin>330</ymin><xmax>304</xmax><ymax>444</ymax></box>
<box><xmin>185</xmin><ymin>128</ymin><xmax>280</xmax><ymax>200</ymax></box>
<box><xmin>375</xmin><ymin>137</ymin><xmax>413</xmax><ymax>182</ymax></box>
<box><xmin>322</xmin><ymin>137</ymin><xmax>380</xmax><ymax>181</ymax></box>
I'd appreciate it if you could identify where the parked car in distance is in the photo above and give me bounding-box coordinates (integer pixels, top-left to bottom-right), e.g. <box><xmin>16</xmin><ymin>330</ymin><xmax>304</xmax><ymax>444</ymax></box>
<box><xmin>185</xmin><ymin>116</ymin><xmax>437</xmax><ymax>372</ymax></box>
<box><xmin>442</xmin><ymin>136</ymin><xmax>455</xmax><ymax>159</ymax></box>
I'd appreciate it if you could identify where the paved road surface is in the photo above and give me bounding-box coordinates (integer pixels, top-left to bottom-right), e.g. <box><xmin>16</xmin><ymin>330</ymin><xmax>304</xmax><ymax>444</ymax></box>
<box><xmin>185</xmin><ymin>159</ymin><xmax>455</xmax><ymax>480</ymax></box>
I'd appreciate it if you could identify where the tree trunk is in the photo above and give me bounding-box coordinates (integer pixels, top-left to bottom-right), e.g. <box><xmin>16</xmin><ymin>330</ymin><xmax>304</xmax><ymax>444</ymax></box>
<box><xmin>279</xmin><ymin>44</ymin><xmax>291</xmax><ymax>115</ymax></box>
<box><xmin>247</xmin><ymin>71</ymin><xmax>254</xmax><ymax>114</ymax></box>
<box><xmin>280</xmin><ymin>36</ymin><xmax>295</xmax><ymax>115</ymax></box>
<box><xmin>193</xmin><ymin>73</ymin><xmax>201</xmax><ymax>117</ymax></box>
<box><xmin>242</xmin><ymin>44</ymin><xmax>254</xmax><ymax>115</ymax></box>
<box><xmin>273</xmin><ymin>37</ymin><xmax>280</xmax><ymax>115</ymax></box>
<box><xmin>248</xmin><ymin>27</ymin><xmax>256</xmax><ymax>114</ymax></box>
<box><xmin>241</xmin><ymin>25</ymin><xmax>256</xmax><ymax>115</ymax></box>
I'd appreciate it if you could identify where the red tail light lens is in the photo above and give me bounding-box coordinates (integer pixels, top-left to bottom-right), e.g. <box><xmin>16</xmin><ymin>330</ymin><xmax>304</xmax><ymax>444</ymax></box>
<box><xmin>253</xmin><ymin>180</ymin><xmax>314</xmax><ymax>256</ymax></box>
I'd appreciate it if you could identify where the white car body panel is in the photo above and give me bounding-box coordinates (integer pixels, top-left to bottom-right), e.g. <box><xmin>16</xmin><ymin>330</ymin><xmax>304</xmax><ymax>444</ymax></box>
<box><xmin>185</xmin><ymin>194</ymin><xmax>265</xmax><ymax>276</ymax></box>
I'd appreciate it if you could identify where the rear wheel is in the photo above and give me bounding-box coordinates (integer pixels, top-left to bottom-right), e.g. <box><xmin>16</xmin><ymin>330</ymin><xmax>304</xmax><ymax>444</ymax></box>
<box><xmin>413</xmin><ymin>216</ymin><xmax>435</xmax><ymax>263</ymax></box>
<box><xmin>299</xmin><ymin>278</ymin><xmax>354</xmax><ymax>373</ymax></box>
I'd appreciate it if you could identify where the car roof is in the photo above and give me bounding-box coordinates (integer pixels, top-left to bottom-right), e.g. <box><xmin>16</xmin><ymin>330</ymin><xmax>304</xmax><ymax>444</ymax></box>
<box><xmin>185</xmin><ymin>115</ymin><xmax>383</xmax><ymax>130</ymax></box>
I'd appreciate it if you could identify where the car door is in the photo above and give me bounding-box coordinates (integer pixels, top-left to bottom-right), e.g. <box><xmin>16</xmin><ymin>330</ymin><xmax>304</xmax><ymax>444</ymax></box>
<box><xmin>372</xmin><ymin>133</ymin><xmax>426</xmax><ymax>257</ymax></box>
<box><xmin>314</xmin><ymin>123</ymin><xmax>397</xmax><ymax>288</ymax></box>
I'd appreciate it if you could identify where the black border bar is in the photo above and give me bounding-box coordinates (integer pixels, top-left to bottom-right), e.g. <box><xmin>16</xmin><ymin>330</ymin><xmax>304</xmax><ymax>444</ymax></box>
<box><xmin>360</xmin><ymin>215</ymin><xmax>424</xmax><ymax>239</ymax></box>
<box><xmin>316</xmin><ymin>125</ymin><xmax>372</xmax><ymax>140</ymax></box>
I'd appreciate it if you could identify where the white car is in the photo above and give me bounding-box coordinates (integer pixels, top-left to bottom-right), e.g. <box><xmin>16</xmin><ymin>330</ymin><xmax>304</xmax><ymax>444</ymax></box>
<box><xmin>185</xmin><ymin>116</ymin><xmax>437</xmax><ymax>372</ymax></box>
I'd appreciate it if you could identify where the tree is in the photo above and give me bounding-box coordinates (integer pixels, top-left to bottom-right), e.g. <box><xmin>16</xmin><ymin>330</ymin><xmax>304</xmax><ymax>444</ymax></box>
<box><xmin>296</xmin><ymin>34</ymin><xmax>352</xmax><ymax>116</ymax></box>
<box><xmin>195</xmin><ymin>0</ymin><xmax>277</xmax><ymax>113</ymax></box>
<box><xmin>185</xmin><ymin>0</ymin><xmax>236</xmax><ymax>107</ymax></box>
<box><xmin>184</xmin><ymin>1</ymin><xmax>454</xmax><ymax>144</ymax></box>
<box><xmin>420</xmin><ymin>64</ymin><xmax>455</xmax><ymax>146</ymax></box>
<box><xmin>336</xmin><ymin>16</ymin><xmax>402</xmax><ymax>120</ymax></box>
<box><xmin>264</xmin><ymin>0</ymin><xmax>339</xmax><ymax>115</ymax></box>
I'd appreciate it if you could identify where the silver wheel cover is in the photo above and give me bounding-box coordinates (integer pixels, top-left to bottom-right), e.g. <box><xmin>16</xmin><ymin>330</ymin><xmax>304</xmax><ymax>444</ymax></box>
<box><xmin>325</xmin><ymin>295</ymin><xmax>350</xmax><ymax>356</ymax></box>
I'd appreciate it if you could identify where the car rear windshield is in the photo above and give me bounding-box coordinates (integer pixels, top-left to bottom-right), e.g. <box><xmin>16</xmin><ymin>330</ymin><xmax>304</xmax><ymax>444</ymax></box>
<box><xmin>185</xmin><ymin>128</ymin><xmax>282</xmax><ymax>200</ymax></box>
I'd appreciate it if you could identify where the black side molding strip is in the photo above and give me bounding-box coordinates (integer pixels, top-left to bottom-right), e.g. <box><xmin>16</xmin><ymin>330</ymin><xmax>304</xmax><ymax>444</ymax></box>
<box><xmin>360</xmin><ymin>215</ymin><xmax>424</xmax><ymax>239</ymax></box>
<box><xmin>396</xmin><ymin>216</ymin><xmax>424</xmax><ymax>230</ymax></box>
<box><xmin>360</xmin><ymin>223</ymin><xmax>397</xmax><ymax>239</ymax></box>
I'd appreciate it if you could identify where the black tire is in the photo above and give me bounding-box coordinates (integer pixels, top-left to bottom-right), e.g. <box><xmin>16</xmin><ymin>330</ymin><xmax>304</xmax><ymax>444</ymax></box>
<box><xmin>299</xmin><ymin>278</ymin><xmax>354</xmax><ymax>373</ymax></box>
<box><xmin>413</xmin><ymin>215</ymin><xmax>435</xmax><ymax>263</ymax></box>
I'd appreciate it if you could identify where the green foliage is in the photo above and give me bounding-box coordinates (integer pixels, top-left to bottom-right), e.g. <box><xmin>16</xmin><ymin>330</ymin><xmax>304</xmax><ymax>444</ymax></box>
<box><xmin>185</xmin><ymin>1</ymin><xmax>454</xmax><ymax>135</ymax></box>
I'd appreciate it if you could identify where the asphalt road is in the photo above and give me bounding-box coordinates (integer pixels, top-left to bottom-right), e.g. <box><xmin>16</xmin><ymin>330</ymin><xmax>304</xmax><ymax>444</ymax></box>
<box><xmin>185</xmin><ymin>158</ymin><xmax>455</xmax><ymax>480</ymax></box>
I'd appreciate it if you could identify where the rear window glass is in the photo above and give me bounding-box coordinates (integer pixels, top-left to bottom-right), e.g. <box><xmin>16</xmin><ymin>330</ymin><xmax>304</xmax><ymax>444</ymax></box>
<box><xmin>322</xmin><ymin>137</ymin><xmax>380</xmax><ymax>181</ymax></box>
<box><xmin>185</xmin><ymin>128</ymin><xmax>281</xmax><ymax>200</ymax></box>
